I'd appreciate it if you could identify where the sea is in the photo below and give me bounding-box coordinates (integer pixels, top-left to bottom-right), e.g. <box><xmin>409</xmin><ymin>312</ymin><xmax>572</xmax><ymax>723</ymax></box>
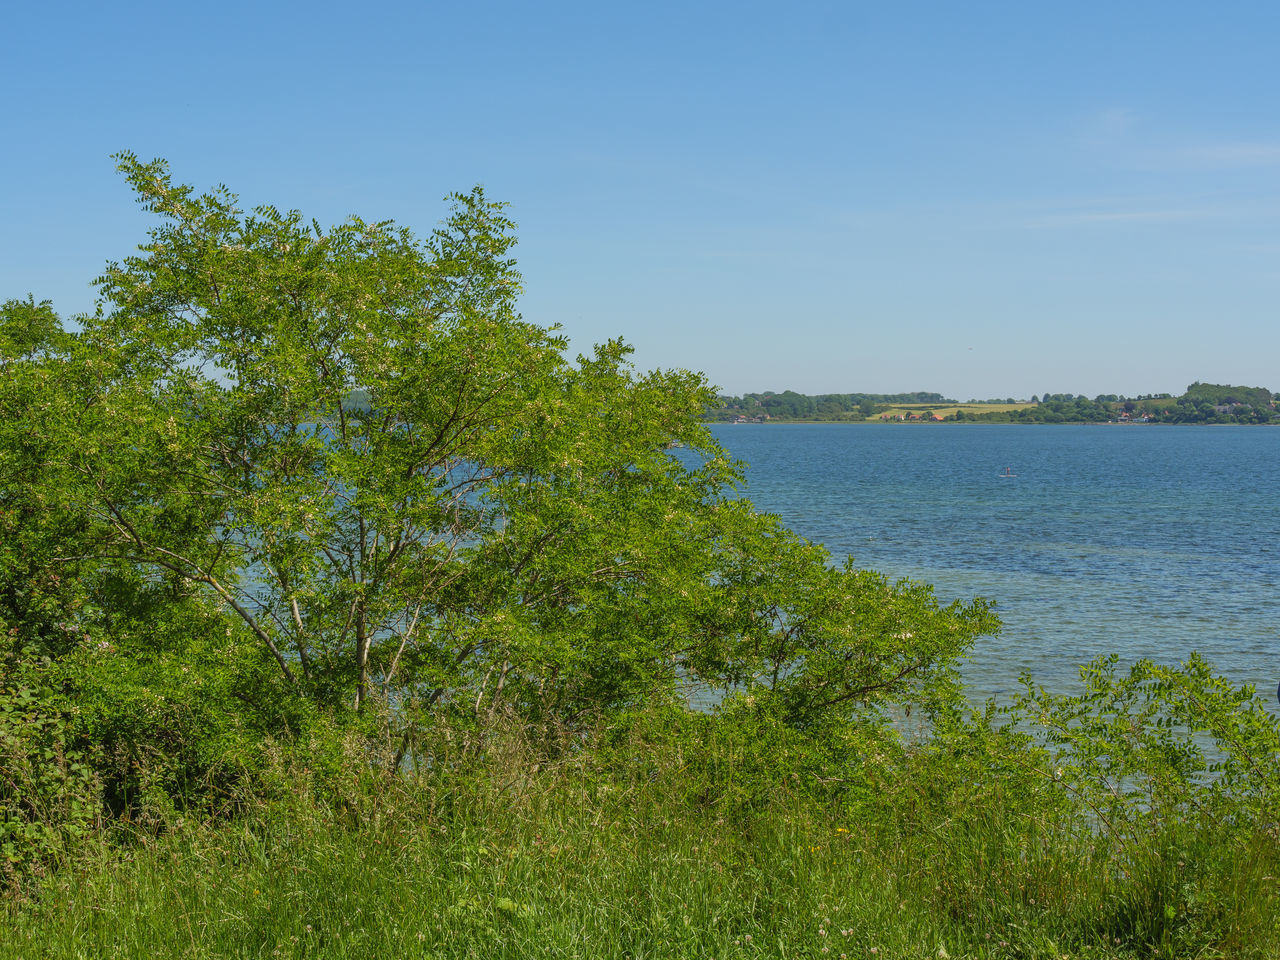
<box><xmin>704</xmin><ymin>423</ymin><xmax>1280</xmax><ymax>709</ymax></box>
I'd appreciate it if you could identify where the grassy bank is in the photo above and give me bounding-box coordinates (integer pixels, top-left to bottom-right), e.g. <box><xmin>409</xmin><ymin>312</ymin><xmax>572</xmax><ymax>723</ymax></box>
<box><xmin>6</xmin><ymin>708</ymin><xmax>1278</xmax><ymax>960</ymax></box>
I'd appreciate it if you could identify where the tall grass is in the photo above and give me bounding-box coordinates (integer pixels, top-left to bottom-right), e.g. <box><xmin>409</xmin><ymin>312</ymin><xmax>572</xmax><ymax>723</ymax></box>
<box><xmin>5</xmin><ymin>710</ymin><xmax>1278</xmax><ymax>960</ymax></box>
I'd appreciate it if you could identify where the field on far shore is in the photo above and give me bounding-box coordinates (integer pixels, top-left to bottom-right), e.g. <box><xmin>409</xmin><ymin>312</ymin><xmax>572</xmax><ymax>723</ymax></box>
<box><xmin>872</xmin><ymin>402</ymin><xmax>1036</xmax><ymax>419</ymax></box>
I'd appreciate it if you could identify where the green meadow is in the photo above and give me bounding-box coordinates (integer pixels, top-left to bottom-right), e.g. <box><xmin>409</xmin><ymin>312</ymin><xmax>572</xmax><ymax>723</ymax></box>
<box><xmin>6</xmin><ymin>698</ymin><xmax>1280</xmax><ymax>960</ymax></box>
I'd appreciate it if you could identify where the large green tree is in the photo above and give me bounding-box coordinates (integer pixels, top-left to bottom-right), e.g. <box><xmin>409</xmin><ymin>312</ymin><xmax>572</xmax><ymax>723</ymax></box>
<box><xmin>3</xmin><ymin>155</ymin><xmax>997</xmax><ymax>741</ymax></box>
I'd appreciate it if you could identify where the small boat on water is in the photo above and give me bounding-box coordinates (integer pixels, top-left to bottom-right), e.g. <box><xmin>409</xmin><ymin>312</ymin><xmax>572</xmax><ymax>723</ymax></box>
<box><xmin>999</xmin><ymin>466</ymin><xmax>1016</xmax><ymax>478</ymax></box>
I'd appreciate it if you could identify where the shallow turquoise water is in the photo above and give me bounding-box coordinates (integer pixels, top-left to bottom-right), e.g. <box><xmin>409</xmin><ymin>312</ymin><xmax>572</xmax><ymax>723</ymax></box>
<box><xmin>707</xmin><ymin>423</ymin><xmax>1280</xmax><ymax>705</ymax></box>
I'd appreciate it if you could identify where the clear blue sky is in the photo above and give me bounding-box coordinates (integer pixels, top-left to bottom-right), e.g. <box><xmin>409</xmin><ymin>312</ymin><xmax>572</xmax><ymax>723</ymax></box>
<box><xmin>4</xmin><ymin>0</ymin><xmax>1279</xmax><ymax>400</ymax></box>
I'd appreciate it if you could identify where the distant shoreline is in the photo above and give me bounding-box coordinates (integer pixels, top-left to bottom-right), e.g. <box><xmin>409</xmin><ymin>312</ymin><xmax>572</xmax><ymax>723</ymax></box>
<box><xmin>707</xmin><ymin>383</ymin><xmax>1278</xmax><ymax>425</ymax></box>
<box><xmin>709</xmin><ymin>419</ymin><xmax>1278</xmax><ymax>426</ymax></box>
<box><xmin>708</xmin><ymin>419</ymin><xmax>1234</xmax><ymax>425</ymax></box>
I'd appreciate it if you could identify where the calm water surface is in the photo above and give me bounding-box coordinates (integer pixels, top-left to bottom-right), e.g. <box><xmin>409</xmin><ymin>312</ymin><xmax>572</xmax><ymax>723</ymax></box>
<box><xmin>707</xmin><ymin>424</ymin><xmax>1280</xmax><ymax>705</ymax></box>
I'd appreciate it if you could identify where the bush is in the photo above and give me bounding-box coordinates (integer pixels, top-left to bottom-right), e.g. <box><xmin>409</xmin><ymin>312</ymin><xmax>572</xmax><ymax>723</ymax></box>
<box><xmin>0</xmin><ymin>645</ymin><xmax>99</xmax><ymax>887</ymax></box>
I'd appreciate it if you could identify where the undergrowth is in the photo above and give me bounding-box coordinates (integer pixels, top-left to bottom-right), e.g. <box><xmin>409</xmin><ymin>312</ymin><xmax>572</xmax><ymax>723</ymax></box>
<box><xmin>4</xmin><ymin>680</ymin><xmax>1279</xmax><ymax>960</ymax></box>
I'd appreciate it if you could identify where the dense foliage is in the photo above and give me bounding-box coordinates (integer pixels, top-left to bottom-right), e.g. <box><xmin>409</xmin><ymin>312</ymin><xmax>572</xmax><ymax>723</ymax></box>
<box><xmin>4</xmin><ymin>658</ymin><xmax>1279</xmax><ymax>957</ymax></box>
<box><xmin>1</xmin><ymin>156</ymin><xmax>994</xmax><ymax>867</ymax></box>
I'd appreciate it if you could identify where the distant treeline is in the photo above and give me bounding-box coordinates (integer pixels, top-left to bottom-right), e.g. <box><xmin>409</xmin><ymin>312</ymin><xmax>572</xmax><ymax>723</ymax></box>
<box><xmin>708</xmin><ymin>383</ymin><xmax>1278</xmax><ymax>424</ymax></box>
<box><xmin>714</xmin><ymin>390</ymin><xmax>950</xmax><ymax>421</ymax></box>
